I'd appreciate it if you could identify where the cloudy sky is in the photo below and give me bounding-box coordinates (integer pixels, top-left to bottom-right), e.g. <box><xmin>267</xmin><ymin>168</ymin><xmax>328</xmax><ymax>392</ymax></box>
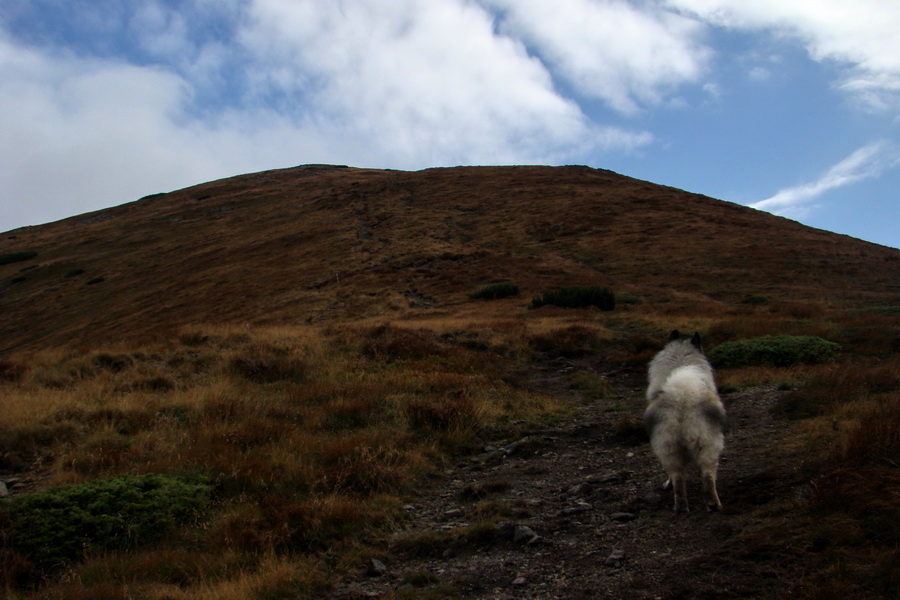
<box><xmin>2</xmin><ymin>0</ymin><xmax>899</xmax><ymax>248</ymax></box>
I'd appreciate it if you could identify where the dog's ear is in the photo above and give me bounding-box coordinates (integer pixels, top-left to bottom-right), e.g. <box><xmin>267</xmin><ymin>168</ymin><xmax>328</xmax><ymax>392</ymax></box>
<box><xmin>668</xmin><ymin>330</ymin><xmax>681</xmax><ymax>341</ymax></box>
<box><xmin>690</xmin><ymin>332</ymin><xmax>703</xmax><ymax>349</ymax></box>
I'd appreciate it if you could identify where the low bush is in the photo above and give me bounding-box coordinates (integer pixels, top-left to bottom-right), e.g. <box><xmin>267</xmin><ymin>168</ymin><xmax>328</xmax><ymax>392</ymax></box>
<box><xmin>405</xmin><ymin>393</ymin><xmax>479</xmax><ymax>432</ymax></box>
<box><xmin>0</xmin><ymin>359</ymin><xmax>27</xmax><ymax>382</ymax></box>
<box><xmin>469</xmin><ymin>282</ymin><xmax>520</xmax><ymax>300</ymax></box>
<box><xmin>360</xmin><ymin>324</ymin><xmax>445</xmax><ymax>362</ymax></box>
<box><xmin>529</xmin><ymin>325</ymin><xmax>605</xmax><ymax>358</ymax></box>
<box><xmin>227</xmin><ymin>344</ymin><xmax>307</xmax><ymax>383</ymax></box>
<box><xmin>0</xmin><ymin>251</ymin><xmax>37</xmax><ymax>266</ymax></box>
<box><xmin>531</xmin><ymin>286</ymin><xmax>615</xmax><ymax>311</ymax></box>
<box><xmin>708</xmin><ymin>335</ymin><xmax>840</xmax><ymax>368</ymax></box>
<box><xmin>741</xmin><ymin>294</ymin><xmax>769</xmax><ymax>305</ymax></box>
<box><xmin>1</xmin><ymin>474</ymin><xmax>211</xmax><ymax>570</ymax></box>
<box><xmin>93</xmin><ymin>353</ymin><xmax>134</xmax><ymax>373</ymax></box>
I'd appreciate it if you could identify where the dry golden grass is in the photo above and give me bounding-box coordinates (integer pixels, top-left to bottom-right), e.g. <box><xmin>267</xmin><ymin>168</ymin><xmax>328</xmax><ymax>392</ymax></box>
<box><xmin>0</xmin><ymin>322</ymin><xmax>571</xmax><ymax>598</ymax></box>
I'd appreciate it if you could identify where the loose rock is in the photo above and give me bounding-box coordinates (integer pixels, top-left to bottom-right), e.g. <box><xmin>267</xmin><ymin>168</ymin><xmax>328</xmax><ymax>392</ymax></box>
<box><xmin>605</xmin><ymin>549</ymin><xmax>626</xmax><ymax>567</ymax></box>
<box><xmin>366</xmin><ymin>558</ymin><xmax>387</xmax><ymax>577</ymax></box>
<box><xmin>610</xmin><ymin>512</ymin><xmax>636</xmax><ymax>522</ymax></box>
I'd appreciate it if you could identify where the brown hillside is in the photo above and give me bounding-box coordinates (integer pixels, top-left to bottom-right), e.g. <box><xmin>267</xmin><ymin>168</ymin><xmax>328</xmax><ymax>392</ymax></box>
<box><xmin>2</xmin><ymin>164</ymin><xmax>898</xmax><ymax>354</ymax></box>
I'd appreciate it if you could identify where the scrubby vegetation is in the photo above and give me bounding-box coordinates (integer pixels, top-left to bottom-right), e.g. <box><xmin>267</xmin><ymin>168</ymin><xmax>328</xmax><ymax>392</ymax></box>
<box><xmin>530</xmin><ymin>286</ymin><xmax>615</xmax><ymax>311</ymax></box>
<box><xmin>469</xmin><ymin>282</ymin><xmax>520</xmax><ymax>300</ymax></box>
<box><xmin>2</xmin><ymin>474</ymin><xmax>211</xmax><ymax>571</ymax></box>
<box><xmin>0</xmin><ymin>252</ymin><xmax>37</xmax><ymax>266</ymax></box>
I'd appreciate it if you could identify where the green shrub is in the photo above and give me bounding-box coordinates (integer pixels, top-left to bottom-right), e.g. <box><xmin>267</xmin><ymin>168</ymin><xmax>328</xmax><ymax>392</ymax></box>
<box><xmin>469</xmin><ymin>282</ymin><xmax>520</xmax><ymax>300</ymax></box>
<box><xmin>65</xmin><ymin>268</ymin><xmax>85</xmax><ymax>278</ymax></box>
<box><xmin>1</xmin><ymin>474</ymin><xmax>211</xmax><ymax>570</ymax></box>
<box><xmin>708</xmin><ymin>335</ymin><xmax>841</xmax><ymax>368</ymax></box>
<box><xmin>531</xmin><ymin>286</ymin><xmax>615</xmax><ymax>311</ymax></box>
<box><xmin>0</xmin><ymin>252</ymin><xmax>37</xmax><ymax>266</ymax></box>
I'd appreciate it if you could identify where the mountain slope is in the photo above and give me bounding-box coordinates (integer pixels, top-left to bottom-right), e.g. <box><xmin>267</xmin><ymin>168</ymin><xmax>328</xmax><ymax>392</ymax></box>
<box><xmin>2</xmin><ymin>164</ymin><xmax>898</xmax><ymax>354</ymax></box>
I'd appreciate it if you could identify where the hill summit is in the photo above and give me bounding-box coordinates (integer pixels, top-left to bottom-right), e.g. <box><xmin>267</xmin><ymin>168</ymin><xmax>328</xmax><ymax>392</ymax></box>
<box><xmin>2</xmin><ymin>164</ymin><xmax>898</xmax><ymax>354</ymax></box>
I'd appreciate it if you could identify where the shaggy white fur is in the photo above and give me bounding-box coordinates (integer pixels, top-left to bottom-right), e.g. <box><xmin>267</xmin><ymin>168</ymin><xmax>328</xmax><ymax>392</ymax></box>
<box><xmin>644</xmin><ymin>331</ymin><xmax>725</xmax><ymax>512</ymax></box>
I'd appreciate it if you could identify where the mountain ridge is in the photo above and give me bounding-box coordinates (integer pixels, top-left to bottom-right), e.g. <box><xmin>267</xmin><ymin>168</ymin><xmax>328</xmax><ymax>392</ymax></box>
<box><xmin>2</xmin><ymin>164</ymin><xmax>898</xmax><ymax>354</ymax></box>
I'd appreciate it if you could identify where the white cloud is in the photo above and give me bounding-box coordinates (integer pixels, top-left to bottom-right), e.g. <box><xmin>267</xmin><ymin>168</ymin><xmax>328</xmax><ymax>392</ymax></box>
<box><xmin>667</xmin><ymin>0</ymin><xmax>900</xmax><ymax>110</ymax></box>
<box><xmin>751</xmin><ymin>141</ymin><xmax>900</xmax><ymax>218</ymax></box>
<box><xmin>482</xmin><ymin>0</ymin><xmax>711</xmax><ymax>114</ymax></box>
<box><xmin>0</xmin><ymin>34</ymin><xmax>283</xmax><ymax>229</ymax></box>
<box><xmin>238</xmin><ymin>0</ymin><xmax>651</xmax><ymax>165</ymax></box>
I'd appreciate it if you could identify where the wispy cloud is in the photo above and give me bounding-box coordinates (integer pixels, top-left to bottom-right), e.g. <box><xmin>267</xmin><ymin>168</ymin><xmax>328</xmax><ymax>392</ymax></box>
<box><xmin>751</xmin><ymin>141</ymin><xmax>900</xmax><ymax>217</ymax></box>
<box><xmin>668</xmin><ymin>0</ymin><xmax>900</xmax><ymax>111</ymax></box>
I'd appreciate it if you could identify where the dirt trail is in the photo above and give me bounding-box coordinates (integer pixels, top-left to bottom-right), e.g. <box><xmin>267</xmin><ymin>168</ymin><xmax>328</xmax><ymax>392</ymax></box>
<box><xmin>331</xmin><ymin>357</ymin><xmax>810</xmax><ymax>600</ymax></box>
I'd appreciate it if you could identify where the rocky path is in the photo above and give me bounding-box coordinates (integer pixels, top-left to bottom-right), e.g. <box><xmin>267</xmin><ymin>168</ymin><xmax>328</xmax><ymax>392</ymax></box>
<box><xmin>332</xmin><ymin>359</ymin><xmax>811</xmax><ymax>600</ymax></box>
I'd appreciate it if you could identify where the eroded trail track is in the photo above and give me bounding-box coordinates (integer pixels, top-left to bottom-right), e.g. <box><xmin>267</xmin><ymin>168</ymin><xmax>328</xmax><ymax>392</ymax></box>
<box><xmin>332</xmin><ymin>359</ymin><xmax>810</xmax><ymax>600</ymax></box>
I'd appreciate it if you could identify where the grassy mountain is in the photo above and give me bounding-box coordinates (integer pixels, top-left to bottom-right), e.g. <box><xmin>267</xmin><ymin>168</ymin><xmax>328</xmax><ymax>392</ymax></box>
<box><xmin>2</xmin><ymin>164</ymin><xmax>898</xmax><ymax>354</ymax></box>
<box><xmin>1</xmin><ymin>165</ymin><xmax>899</xmax><ymax>599</ymax></box>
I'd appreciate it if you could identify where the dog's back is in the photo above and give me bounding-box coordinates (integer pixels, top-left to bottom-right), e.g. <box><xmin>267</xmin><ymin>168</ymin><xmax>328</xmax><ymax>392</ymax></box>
<box><xmin>644</xmin><ymin>331</ymin><xmax>725</xmax><ymax>512</ymax></box>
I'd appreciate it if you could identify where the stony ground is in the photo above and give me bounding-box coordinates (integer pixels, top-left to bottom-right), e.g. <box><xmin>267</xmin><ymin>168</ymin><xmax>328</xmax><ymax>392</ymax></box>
<box><xmin>330</xmin><ymin>356</ymin><xmax>812</xmax><ymax>600</ymax></box>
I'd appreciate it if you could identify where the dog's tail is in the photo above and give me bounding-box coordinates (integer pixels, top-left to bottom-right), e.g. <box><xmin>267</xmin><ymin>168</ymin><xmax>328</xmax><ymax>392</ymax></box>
<box><xmin>661</xmin><ymin>365</ymin><xmax>716</xmax><ymax>404</ymax></box>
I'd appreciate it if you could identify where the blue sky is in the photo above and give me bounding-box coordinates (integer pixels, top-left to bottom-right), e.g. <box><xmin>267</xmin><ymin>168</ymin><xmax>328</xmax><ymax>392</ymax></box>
<box><xmin>1</xmin><ymin>0</ymin><xmax>898</xmax><ymax>249</ymax></box>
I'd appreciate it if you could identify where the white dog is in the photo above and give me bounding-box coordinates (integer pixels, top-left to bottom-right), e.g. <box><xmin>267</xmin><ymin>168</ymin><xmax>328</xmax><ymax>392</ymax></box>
<box><xmin>644</xmin><ymin>330</ymin><xmax>725</xmax><ymax>512</ymax></box>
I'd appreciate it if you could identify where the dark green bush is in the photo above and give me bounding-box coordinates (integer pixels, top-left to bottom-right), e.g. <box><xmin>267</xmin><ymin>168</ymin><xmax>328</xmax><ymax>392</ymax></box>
<box><xmin>469</xmin><ymin>282</ymin><xmax>520</xmax><ymax>300</ymax></box>
<box><xmin>1</xmin><ymin>474</ymin><xmax>211</xmax><ymax>570</ymax></box>
<box><xmin>65</xmin><ymin>268</ymin><xmax>85</xmax><ymax>278</ymax></box>
<box><xmin>708</xmin><ymin>335</ymin><xmax>841</xmax><ymax>368</ymax></box>
<box><xmin>0</xmin><ymin>252</ymin><xmax>37</xmax><ymax>266</ymax></box>
<box><xmin>530</xmin><ymin>286</ymin><xmax>615</xmax><ymax>311</ymax></box>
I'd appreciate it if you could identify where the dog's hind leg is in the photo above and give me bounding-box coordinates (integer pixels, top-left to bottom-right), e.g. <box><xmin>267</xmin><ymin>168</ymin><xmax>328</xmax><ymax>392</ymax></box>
<box><xmin>698</xmin><ymin>451</ymin><xmax>723</xmax><ymax>511</ymax></box>
<box><xmin>670</xmin><ymin>471</ymin><xmax>689</xmax><ymax>513</ymax></box>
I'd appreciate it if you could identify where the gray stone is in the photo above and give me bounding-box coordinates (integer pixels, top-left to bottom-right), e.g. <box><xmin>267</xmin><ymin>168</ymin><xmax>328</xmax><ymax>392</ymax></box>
<box><xmin>497</xmin><ymin>521</ymin><xmax>540</xmax><ymax>544</ymax></box>
<box><xmin>512</xmin><ymin>524</ymin><xmax>538</xmax><ymax>544</ymax></box>
<box><xmin>610</xmin><ymin>512</ymin><xmax>636</xmax><ymax>522</ymax></box>
<box><xmin>366</xmin><ymin>558</ymin><xmax>387</xmax><ymax>577</ymax></box>
<box><xmin>443</xmin><ymin>508</ymin><xmax>465</xmax><ymax>519</ymax></box>
<box><xmin>0</xmin><ymin>481</ymin><xmax>8</xmax><ymax>498</ymax></box>
<box><xmin>605</xmin><ymin>549</ymin><xmax>626</xmax><ymax>567</ymax></box>
<box><xmin>557</xmin><ymin>501</ymin><xmax>593</xmax><ymax>517</ymax></box>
